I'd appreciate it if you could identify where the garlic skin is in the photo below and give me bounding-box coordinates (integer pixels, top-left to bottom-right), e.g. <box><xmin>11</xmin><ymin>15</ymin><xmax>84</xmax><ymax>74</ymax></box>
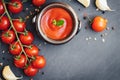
<box><xmin>2</xmin><ymin>66</ymin><xmax>22</xmax><ymax>80</ymax></box>
<box><xmin>96</xmin><ymin>0</ymin><xmax>114</xmax><ymax>11</ymax></box>
<box><xmin>77</xmin><ymin>0</ymin><xmax>90</xmax><ymax>8</ymax></box>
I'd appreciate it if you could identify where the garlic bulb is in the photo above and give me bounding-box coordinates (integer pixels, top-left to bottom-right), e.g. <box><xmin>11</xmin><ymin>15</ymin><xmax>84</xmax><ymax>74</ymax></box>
<box><xmin>96</xmin><ymin>0</ymin><xmax>114</xmax><ymax>11</ymax></box>
<box><xmin>2</xmin><ymin>66</ymin><xmax>22</xmax><ymax>80</ymax></box>
<box><xmin>77</xmin><ymin>0</ymin><xmax>90</xmax><ymax>8</ymax></box>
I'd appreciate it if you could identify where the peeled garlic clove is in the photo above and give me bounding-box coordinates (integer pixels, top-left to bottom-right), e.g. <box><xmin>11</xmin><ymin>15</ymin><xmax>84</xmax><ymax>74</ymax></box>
<box><xmin>96</xmin><ymin>0</ymin><xmax>114</xmax><ymax>11</ymax></box>
<box><xmin>2</xmin><ymin>66</ymin><xmax>22</xmax><ymax>80</ymax></box>
<box><xmin>77</xmin><ymin>0</ymin><xmax>90</xmax><ymax>8</ymax></box>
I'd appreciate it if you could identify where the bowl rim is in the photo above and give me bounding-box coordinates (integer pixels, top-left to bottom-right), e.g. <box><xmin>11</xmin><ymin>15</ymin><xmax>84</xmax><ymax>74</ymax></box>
<box><xmin>35</xmin><ymin>2</ymin><xmax>79</xmax><ymax>44</ymax></box>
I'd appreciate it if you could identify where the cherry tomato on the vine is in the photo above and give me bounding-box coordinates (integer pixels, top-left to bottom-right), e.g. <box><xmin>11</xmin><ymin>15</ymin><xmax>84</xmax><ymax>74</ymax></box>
<box><xmin>0</xmin><ymin>16</ymin><xmax>10</xmax><ymax>30</ymax></box>
<box><xmin>24</xmin><ymin>65</ymin><xmax>38</xmax><ymax>76</ymax></box>
<box><xmin>8</xmin><ymin>0</ymin><xmax>23</xmax><ymax>14</ymax></box>
<box><xmin>13</xmin><ymin>19</ymin><xmax>26</xmax><ymax>32</ymax></box>
<box><xmin>32</xmin><ymin>0</ymin><xmax>46</xmax><ymax>7</ymax></box>
<box><xmin>1</xmin><ymin>30</ymin><xmax>16</xmax><ymax>44</ymax></box>
<box><xmin>0</xmin><ymin>1</ymin><xmax>5</xmax><ymax>15</ymax></box>
<box><xmin>9</xmin><ymin>41</ymin><xmax>22</xmax><ymax>55</ymax></box>
<box><xmin>92</xmin><ymin>16</ymin><xmax>107</xmax><ymax>32</ymax></box>
<box><xmin>32</xmin><ymin>55</ymin><xmax>46</xmax><ymax>69</ymax></box>
<box><xmin>14</xmin><ymin>54</ymin><xmax>27</xmax><ymax>68</ymax></box>
<box><xmin>19</xmin><ymin>31</ymin><xmax>34</xmax><ymax>45</ymax></box>
<box><xmin>25</xmin><ymin>45</ymin><xmax>39</xmax><ymax>57</ymax></box>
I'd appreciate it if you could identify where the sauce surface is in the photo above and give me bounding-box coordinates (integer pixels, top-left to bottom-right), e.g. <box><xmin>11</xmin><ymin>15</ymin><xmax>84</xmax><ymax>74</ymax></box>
<box><xmin>41</xmin><ymin>7</ymin><xmax>73</xmax><ymax>40</ymax></box>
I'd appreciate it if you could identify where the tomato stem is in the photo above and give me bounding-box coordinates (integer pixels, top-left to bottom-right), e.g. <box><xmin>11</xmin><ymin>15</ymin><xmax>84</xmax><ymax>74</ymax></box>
<box><xmin>83</xmin><ymin>13</ymin><xmax>92</xmax><ymax>23</ymax></box>
<box><xmin>17</xmin><ymin>31</ymin><xmax>25</xmax><ymax>35</ymax></box>
<box><xmin>23</xmin><ymin>45</ymin><xmax>32</xmax><ymax>49</ymax></box>
<box><xmin>22</xmin><ymin>0</ymin><xmax>28</xmax><ymax>3</ymax></box>
<box><xmin>0</xmin><ymin>12</ymin><xmax>5</xmax><ymax>19</ymax></box>
<box><xmin>2</xmin><ymin>0</ymin><xmax>30</xmax><ymax>65</ymax></box>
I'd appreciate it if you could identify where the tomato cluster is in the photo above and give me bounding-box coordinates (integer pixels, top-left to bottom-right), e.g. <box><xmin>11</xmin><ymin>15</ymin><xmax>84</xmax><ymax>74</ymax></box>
<box><xmin>0</xmin><ymin>0</ymin><xmax>46</xmax><ymax>77</ymax></box>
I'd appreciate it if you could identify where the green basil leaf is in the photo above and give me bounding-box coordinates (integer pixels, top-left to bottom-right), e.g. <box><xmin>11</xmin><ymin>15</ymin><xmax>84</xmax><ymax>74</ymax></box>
<box><xmin>53</xmin><ymin>19</ymin><xmax>64</xmax><ymax>27</ymax></box>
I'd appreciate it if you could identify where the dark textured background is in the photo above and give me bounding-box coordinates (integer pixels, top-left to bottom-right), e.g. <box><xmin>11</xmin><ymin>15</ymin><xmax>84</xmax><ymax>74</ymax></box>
<box><xmin>0</xmin><ymin>0</ymin><xmax>120</xmax><ymax>80</ymax></box>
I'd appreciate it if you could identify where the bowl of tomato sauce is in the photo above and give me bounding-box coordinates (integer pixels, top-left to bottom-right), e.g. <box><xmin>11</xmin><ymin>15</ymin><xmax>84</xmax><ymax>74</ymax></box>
<box><xmin>33</xmin><ymin>2</ymin><xmax>81</xmax><ymax>44</ymax></box>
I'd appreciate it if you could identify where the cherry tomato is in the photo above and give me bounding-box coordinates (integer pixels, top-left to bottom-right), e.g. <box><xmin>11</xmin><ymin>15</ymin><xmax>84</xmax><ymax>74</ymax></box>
<box><xmin>1</xmin><ymin>30</ymin><xmax>16</xmax><ymax>44</ymax></box>
<box><xmin>8</xmin><ymin>0</ymin><xmax>23</xmax><ymax>14</ymax></box>
<box><xmin>19</xmin><ymin>31</ymin><xmax>34</xmax><ymax>45</ymax></box>
<box><xmin>92</xmin><ymin>16</ymin><xmax>107</xmax><ymax>32</ymax></box>
<box><xmin>32</xmin><ymin>55</ymin><xmax>46</xmax><ymax>69</ymax></box>
<box><xmin>14</xmin><ymin>54</ymin><xmax>27</xmax><ymax>68</ymax></box>
<box><xmin>32</xmin><ymin>0</ymin><xmax>46</xmax><ymax>7</ymax></box>
<box><xmin>25</xmin><ymin>45</ymin><xmax>39</xmax><ymax>57</ymax></box>
<box><xmin>13</xmin><ymin>19</ymin><xmax>26</xmax><ymax>32</ymax></box>
<box><xmin>0</xmin><ymin>1</ymin><xmax>5</xmax><ymax>15</ymax></box>
<box><xmin>0</xmin><ymin>16</ymin><xmax>10</xmax><ymax>30</ymax></box>
<box><xmin>9</xmin><ymin>41</ymin><xmax>22</xmax><ymax>55</ymax></box>
<box><xmin>24</xmin><ymin>65</ymin><xmax>38</xmax><ymax>76</ymax></box>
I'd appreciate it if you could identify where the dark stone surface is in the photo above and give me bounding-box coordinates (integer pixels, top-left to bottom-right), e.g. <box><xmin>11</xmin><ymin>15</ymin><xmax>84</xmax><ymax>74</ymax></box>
<box><xmin>0</xmin><ymin>0</ymin><xmax>120</xmax><ymax>80</ymax></box>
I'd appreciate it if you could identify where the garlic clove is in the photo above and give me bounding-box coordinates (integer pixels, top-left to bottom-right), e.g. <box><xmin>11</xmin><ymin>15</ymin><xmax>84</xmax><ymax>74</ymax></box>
<box><xmin>77</xmin><ymin>0</ymin><xmax>90</xmax><ymax>8</ymax></box>
<box><xmin>96</xmin><ymin>0</ymin><xmax>114</xmax><ymax>11</ymax></box>
<box><xmin>2</xmin><ymin>66</ymin><xmax>23</xmax><ymax>80</ymax></box>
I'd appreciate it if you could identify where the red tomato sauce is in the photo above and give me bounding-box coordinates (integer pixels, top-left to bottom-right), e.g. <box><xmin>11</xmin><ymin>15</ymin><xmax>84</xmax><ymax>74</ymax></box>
<box><xmin>40</xmin><ymin>7</ymin><xmax>73</xmax><ymax>40</ymax></box>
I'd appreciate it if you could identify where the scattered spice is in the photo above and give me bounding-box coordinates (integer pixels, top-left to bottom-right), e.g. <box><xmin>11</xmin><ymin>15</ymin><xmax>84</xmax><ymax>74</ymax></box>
<box><xmin>25</xmin><ymin>16</ymin><xmax>30</xmax><ymax>19</ymax></box>
<box><xmin>101</xmin><ymin>34</ymin><xmax>104</xmax><ymax>37</ymax></box>
<box><xmin>38</xmin><ymin>43</ymin><xmax>41</xmax><ymax>47</ymax></box>
<box><xmin>2</xmin><ymin>50</ymin><xmax>5</xmax><ymax>53</ymax></box>
<box><xmin>30</xmin><ymin>4</ymin><xmax>33</xmax><ymax>6</ymax></box>
<box><xmin>26</xmin><ymin>8</ymin><xmax>29</xmax><ymax>11</ymax></box>
<box><xmin>111</xmin><ymin>26</ymin><xmax>115</xmax><ymax>30</ymax></box>
<box><xmin>104</xmin><ymin>33</ymin><xmax>108</xmax><ymax>36</ymax></box>
<box><xmin>85</xmin><ymin>37</ymin><xmax>89</xmax><ymax>41</ymax></box>
<box><xmin>102</xmin><ymin>38</ymin><xmax>105</xmax><ymax>43</ymax></box>
<box><xmin>96</xmin><ymin>8</ymin><xmax>99</xmax><ymax>11</ymax></box>
<box><xmin>30</xmin><ymin>78</ymin><xmax>33</xmax><ymax>80</ymax></box>
<box><xmin>2</xmin><ymin>57</ymin><xmax>5</xmax><ymax>60</ymax></box>
<box><xmin>41</xmin><ymin>72</ymin><xmax>44</xmax><ymax>75</ymax></box>
<box><xmin>30</xmin><ymin>11</ymin><xmax>33</xmax><ymax>15</ymax></box>
<box><xmin>44</xmin><ymin>42</ymin><xmax>47</xmax><ymax>45</ymax></box>
<box><xmin>102</xmin><ymin>11</ymin><xmax>105</xmax><ymax>14</ymax></box>
<box><xmin>0</xmin><ymin>62</ymin><xmax>3</xmax><ymax>66</ymax></box>
<box><xmin>94</xmin><ymin>37</ymin><xmax>97</xmax><ymax>41</ymax></box>
<box><xmin>83</xmin><ymin>13</ymin><xmax>87</xmax><ymax>20</ymax></box>
<box><xmin>88</xmin><ymin>36</ymin><xmax>92</xmax><ymax>40</ymax></box>
<box><xmin>85</xmin><ymin>26</ymin><xmax>89</xmax><ymax>30</ymax></box>
<box><xmin>106</xmin><ymin>27</ymin><xmax>110</xmax><ymax>30</ymax></box>
<box><xmin>35</xmin><ymin>8</ymin><xmax>38</xmax><ymax>11</ymax></box>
